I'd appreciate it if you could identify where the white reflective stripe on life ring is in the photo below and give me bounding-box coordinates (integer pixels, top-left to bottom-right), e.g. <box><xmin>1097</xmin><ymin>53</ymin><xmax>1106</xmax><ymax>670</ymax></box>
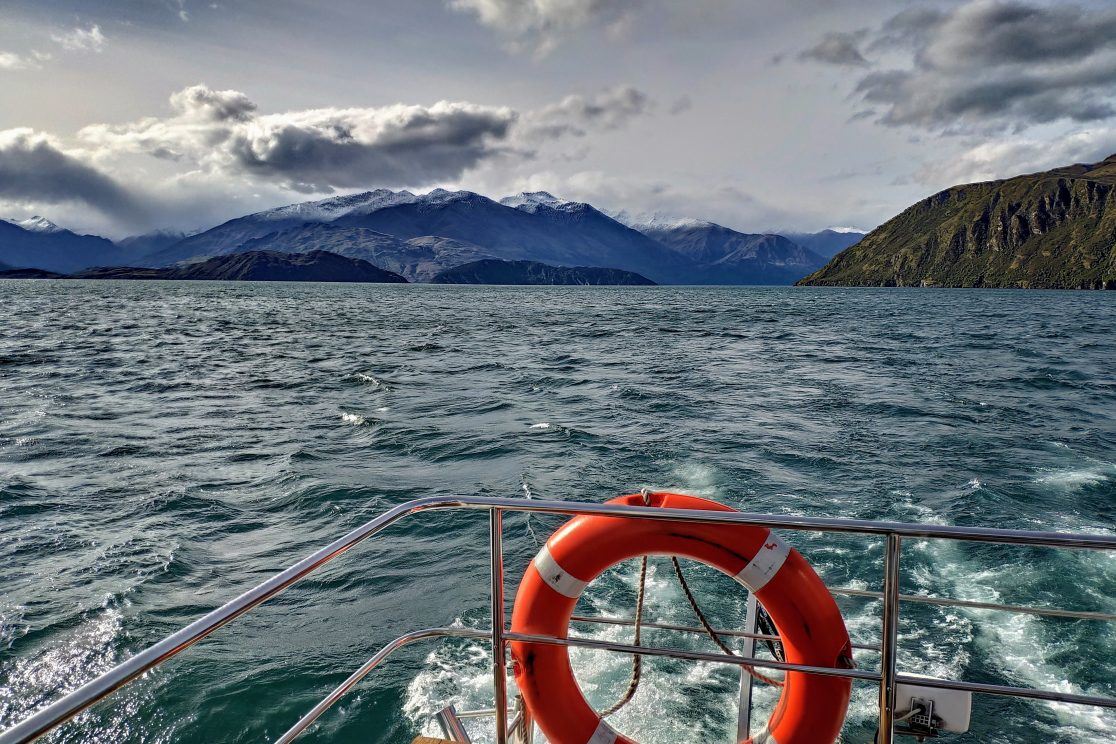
<box><xmin>533</xmin><ymin>544</ymin><xmax>589</xmax><ymax>598</ymax></box>
<box><xmin>585</xmin><ymin>718</ymin><xmax>618</xmax><ymax>744</ymax></box>
<box><xmin>734</xmin><ymin>532</ymin><xmax>790</xmax><ymax>592</ymax></box>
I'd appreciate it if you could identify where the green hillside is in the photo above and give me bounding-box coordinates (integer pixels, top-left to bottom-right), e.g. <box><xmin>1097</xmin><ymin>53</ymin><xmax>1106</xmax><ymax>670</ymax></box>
<box><xmin>799</xmin><ymin>155</ymin><xmax>1116</xmax><ymax>289</ymax></box>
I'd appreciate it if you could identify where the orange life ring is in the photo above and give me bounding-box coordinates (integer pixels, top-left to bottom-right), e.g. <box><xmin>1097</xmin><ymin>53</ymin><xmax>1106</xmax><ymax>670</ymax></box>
<box><xmin>510</xmin><ymin>492</ymin><xmax>854</xmax><ymax>744</ymax></box>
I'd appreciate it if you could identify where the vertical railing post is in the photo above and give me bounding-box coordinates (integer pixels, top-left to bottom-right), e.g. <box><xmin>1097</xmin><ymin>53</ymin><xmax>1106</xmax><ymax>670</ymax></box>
<box><xmin>735</xmin><ymin>592</ymin><xmax>759</xmax><ymax>741</ymax></box>
<box><xmin>490</xmin><ymin>509</ymin><xmax>509</xmax><ymax>744</ymax></box>
<box><xmin>878</xmin><ymin>534</ymin><xmax>902</xmax><ymax>744</ymax></box>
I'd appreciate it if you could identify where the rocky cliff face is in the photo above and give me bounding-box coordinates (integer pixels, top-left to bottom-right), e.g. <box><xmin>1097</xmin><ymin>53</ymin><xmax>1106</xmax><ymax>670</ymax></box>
<box><xmin>799</xmin><ymin>155</ymin><xmax>1116</xmax><ymax>289</ymax></box>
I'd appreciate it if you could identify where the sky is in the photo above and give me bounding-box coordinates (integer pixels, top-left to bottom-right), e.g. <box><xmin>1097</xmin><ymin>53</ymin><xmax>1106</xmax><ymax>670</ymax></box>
<box><xmin>3</xmin><ymin>0</ymin><xmax>1116</xmax><ymax>239</ymax></box>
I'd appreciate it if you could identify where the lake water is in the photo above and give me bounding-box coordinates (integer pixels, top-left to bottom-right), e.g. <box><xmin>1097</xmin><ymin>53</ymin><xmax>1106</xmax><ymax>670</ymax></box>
<box><xmin>1</xmin><ymin>281</ymin><xmax>1113</xmax><ymax>744</ymax></box>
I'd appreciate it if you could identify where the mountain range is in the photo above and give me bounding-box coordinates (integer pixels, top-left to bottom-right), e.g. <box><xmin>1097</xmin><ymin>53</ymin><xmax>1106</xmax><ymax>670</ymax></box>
<box><xmin>1</xmin><ymin>191</ymin><xmax>858</xmax><ymax>284</ymax></box>
<box><xmin>0</xmin><ymin>217</ymin><xmax>125</xmax><ymax>274</ymax></box>
<box><xmin>801</xmin><ymin>154</ymin><xmax>1116</xmax><ymax>289</ymax></box>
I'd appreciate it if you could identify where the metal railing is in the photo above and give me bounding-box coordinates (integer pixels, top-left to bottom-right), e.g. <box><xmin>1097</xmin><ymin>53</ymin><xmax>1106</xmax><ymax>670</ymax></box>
<box><xmin>1</xmin><ymin>495</ymin><xmax>1114</xmax><ymax>744</ymax></box>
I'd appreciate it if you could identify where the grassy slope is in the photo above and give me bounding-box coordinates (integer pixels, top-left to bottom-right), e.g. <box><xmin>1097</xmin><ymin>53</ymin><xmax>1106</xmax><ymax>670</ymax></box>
<box><xmin>799</xmin><ymin>156</ymin><xmax>1116</xmax><ymax>289</ymax></box>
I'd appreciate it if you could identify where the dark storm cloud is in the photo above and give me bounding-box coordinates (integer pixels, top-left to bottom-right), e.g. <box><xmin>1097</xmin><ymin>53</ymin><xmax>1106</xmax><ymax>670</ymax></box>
<box><xmin>223</xmin><ymin>103</ymin><xmax>519</xmax><ymax>192</ymax></box>
<box><xmin>799</xmin><ymin>31</ymin><xmax>869</xmax><ymax>67</ymax></box>
<box><xmin>805</xmin><ymin>0</ymin><xmax>1116</xmax><ymax>132</ymax></box>
<box><xmin>0</xmin><ymin>129</ymin><xmax>147</xmax><ymax>222</ymax></box>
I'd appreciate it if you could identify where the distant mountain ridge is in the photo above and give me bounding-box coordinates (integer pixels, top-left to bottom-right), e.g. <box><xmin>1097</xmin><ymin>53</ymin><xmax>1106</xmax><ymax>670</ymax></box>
<box><xmin>800</xmin><ymin>154</ymin><xmax>1116</xmax><ymax>289</ymax></box>
<box><xmin>778</xmin><ymin>229</ymin><xmax>865</xmax><ymax>259</ymax></box>
<box><xmin>431</xmin><ymin>259</ymin><xmax>655</xmax><ymax>285</ymax></box>
<box><xmin>614</xmin><ymin>210</ymin><xmax>827</xmax><ymax>284</ymax></box>
<box><xmin>0</xmin><ymin>218</ymin><xmax>123</xmax><ymax>273</ymax></box>
<box><xmin>142</xmin><ymin>188</ymin><xmax>689</xmax><ymax>283</ymax></box>
<box><xmin>3</xmin><ymin>191</ymin><xmax>858</xmax><ymax>284</ymax></box>
<box><xmin>61</xmin><ymin>250</ymin><xmax>408</xmax><ymax>283</ymax></box>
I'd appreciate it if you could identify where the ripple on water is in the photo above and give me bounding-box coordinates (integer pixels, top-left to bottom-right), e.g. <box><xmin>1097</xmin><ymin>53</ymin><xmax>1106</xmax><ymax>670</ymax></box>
<box><xmin>0</xmin><ymin>283</ymin><xmax>1113</xmax><ymax>743</ymax></box>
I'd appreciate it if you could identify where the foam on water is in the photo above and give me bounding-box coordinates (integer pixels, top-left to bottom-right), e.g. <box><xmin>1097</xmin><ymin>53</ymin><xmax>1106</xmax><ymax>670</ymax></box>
<box><xmin>1034</xmin><ymin>467</ymin><xmax>1113</xmax><ymax>490</ymax></box>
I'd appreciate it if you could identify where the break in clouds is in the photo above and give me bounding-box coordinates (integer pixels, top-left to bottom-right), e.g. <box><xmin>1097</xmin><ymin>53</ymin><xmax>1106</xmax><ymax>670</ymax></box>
<box><xmin>802</xmin><ymin>0</ymin><xmax>1116</xmax><ymax>133</ymax></box>
<box><xmin>0</xmin><ymin>83</ymin><xmax>654</xmax><ymax>226</ymax></box>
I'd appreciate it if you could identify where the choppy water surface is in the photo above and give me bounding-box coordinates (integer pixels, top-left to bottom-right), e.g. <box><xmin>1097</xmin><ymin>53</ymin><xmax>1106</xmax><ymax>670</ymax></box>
<box><xmin>1</xmin><ymin>282</ymin><xmax>1114</xmax><ymax>744</ymax></box>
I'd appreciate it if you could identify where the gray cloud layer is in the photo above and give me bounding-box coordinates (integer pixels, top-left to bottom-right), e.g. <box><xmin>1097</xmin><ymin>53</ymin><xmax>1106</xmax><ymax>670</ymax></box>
<box><xmin>76</xmin><ymin>84</ymin><xmax>655</xmax><ymax>193</ymax></box>
<box><xmin>80</xmin><ymin>85</ymin><xmax>523</xmax><ymax>192</ymax></box>
<box><xmin>803</xmin><ymin>0</ymin><xmax>1116</xmax><ymax>132</ymax></box>
<box><xmin>0</xmin><ymin>129</ymin><xmax>147</xmax><ymax>223</ymax></box>
<box><xmin>799</xmin><ymin>31</ymin><xmax>869</xmax><ymax>67</ymax></box>
<box><xmin>525</xmin><ymin>86</ymin><xmax>652</xmax><ymax>139</ymax></box>
<box><xmin>0</xmin><ymin>82</ymin><xmax>654</xmax><ymax>227</ymax></box>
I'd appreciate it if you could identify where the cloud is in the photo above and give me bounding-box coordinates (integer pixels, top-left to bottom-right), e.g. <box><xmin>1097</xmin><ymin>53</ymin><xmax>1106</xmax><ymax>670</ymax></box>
<box><xmin>800</xmin><ymin>31</ymin><xmax>869</xmax><ymax>67</ymax></box>
<box><xmin>80</xmin><ymin>84</ymin><xmax>652</xmax><ymax>192</ymax></box>
<box><xmin>915</xmin><ymin>128</ymin><xmax>1116</xmax><ymax>186</ymax></box>
<box><xmin>0</xmin><ymin>129</ymin><xmax>147</xmax><ymax>224</ymax></box>
<box><xmin>525</xmin><ymin>86</ymin><xmax>652</xmax><ymax>139</ymax></box>
<box><xmin>1</xmin><ymin>83</ymin><xmax>652</xmax><ymax>232</ymax></box>
<box><xmin>0</xmin><ymin>52</ymin><xmax>34</xmax><ymax>70</ymax></box>
<box><xmin>171</xmin><ymin>0</ymin><xmax>190</xmax><ymax>22</ymax></box>
<box><xmin>507</xmin><ymin>169</ymin><xmax>800</xmax><ymax>232</ymax></box>
<box><xmin>170</xmin><ymin>84</ymin><xmax>257</xmax><ymax>122</ymax></box>
<box><xmin>806</xmin><ymin>0</ymin><xmax>1116</xmax><ymax>133</ymax></box>
<box><xmin>82</xmin><ymin>89</ymin><xmax>519</xmax><ymax>193</ymax></box>
<box><xmin>0</xmin><ymin>50</ymin><xmax>50</xmax><ymax>71</ymax></box>
<box><xmin>668</xmin><ymin>95</ymin><xmax>692</xmax><ymax>116</ymax></box>
<box><xmin>448</xmin><ymin>0</ymin><xmax>635</xmax><ymax>56</ymax></box>
<box><xmin>51</xmin><ymin>25</ymin><xmax>107</xmax><ymax>53</ymax></box>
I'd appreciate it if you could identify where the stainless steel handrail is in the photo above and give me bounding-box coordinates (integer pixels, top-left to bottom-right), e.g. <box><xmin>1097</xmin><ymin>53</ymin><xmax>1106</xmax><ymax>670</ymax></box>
<box><xmin>275</xmin><ymin>621</ymin><xmax>1116</xmax><ymax>743</ymax></box>
<box><xmin>274</xmin><ymin>628</ymin><xmax>490</xmax><ymax>744</ymax></box>
<box><xmin>570</xmin><ymin>614</ymin><xmax>880</xmax><ymax>651</ymax></box>
<box><xmin>829</xmin><ymin>587</ymin><xmax>1116</xmax><ymax>622</ymax></box>
<box><xmin>1</xmin><ymin>494</ymin><xmax>1114</xmax><ymax>744</ymax></box>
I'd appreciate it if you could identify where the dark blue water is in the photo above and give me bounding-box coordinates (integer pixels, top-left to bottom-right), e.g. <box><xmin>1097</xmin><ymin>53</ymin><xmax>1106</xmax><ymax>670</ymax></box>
<box><xmin>1</xmin><ymin>282</ymin><xmax>1113</xmax><ymax>744</ymax></box>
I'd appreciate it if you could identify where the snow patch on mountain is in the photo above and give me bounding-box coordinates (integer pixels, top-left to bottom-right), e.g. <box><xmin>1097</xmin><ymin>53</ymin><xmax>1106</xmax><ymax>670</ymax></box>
<box><xmin>607</xmin><ymin>209</ymin><xmax>714</xmax><ymax>232</ymax></box>
<box><xmin>6</xmin><ymin>216</ymin><xmax>64</xmax><ymax>234</ymax></box>
<box><xmin>263</xmin><ymin>189</ymin><xmax>419</xmax><ymax>222</ymax></box>
<box><xmin>500</xmin><ymin>191</ymin><xmax>591</xmax><ymax>214</ymax></box>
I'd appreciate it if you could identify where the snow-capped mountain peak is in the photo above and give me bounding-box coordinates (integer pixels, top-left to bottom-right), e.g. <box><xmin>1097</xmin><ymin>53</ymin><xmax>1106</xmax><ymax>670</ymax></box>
<box><xmin>608</xmin><ymin>209</ymin><xmax>714</xmax><ymax>232</ymax></box>
<box><xmin>500</xmin><ymin>191</ymin><xmax>561</xmax><ymax>209</ymax></box>
<box><xmin>500</xmin><ymin>191</ymin><xmax>590</xmax><ymax>214</ymax></box>
<box><xmin>8</xmin><ymin>216</ymin><xmax>64</xmax><ymax>233</ymax></box>
<box><xmin>264</xmin><ymin>189</ymin><xmax>418</xmax><ymax>222</ymax></box>
<box><xmin>424</xmin><ymin>188</ymin><xmax>482</xmax><ymax>204</ymax></box>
